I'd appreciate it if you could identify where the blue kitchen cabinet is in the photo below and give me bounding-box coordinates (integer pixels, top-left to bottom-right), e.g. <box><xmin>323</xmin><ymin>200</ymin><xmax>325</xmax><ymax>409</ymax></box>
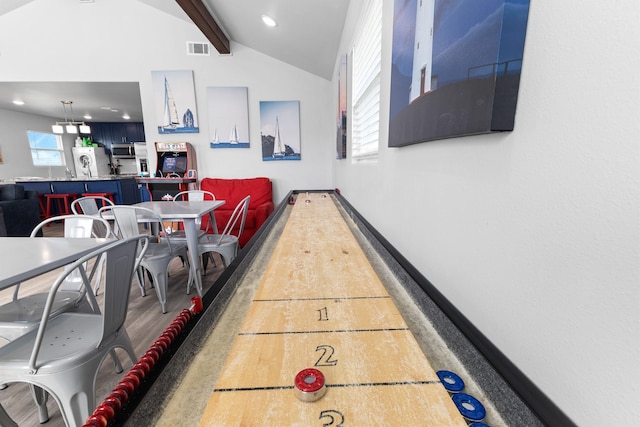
<box><xmin>85</xmin><ymin>178</ymin><xmax>139</xmax><ymax>205</ymax></box>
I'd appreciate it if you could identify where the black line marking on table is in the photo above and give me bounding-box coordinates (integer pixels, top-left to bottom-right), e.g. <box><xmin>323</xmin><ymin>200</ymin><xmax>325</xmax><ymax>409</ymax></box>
<box><xmin>238</xmin><ymin>328</ymin><xmax>409</xmax><ymax>336</ymax></box>
<box><xmin>213</xmin><ymin>380</ymin><xmax>442</xmax><ymax>393</ymax></box>
<box><xmin>253</xmin><ymin>296</ymin><xmax>391</xmax><ymax>302</ymax></box>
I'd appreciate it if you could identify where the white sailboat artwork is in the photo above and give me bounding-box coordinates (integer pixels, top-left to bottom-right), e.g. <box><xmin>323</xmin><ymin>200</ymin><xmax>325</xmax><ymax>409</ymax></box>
<box><xmin>229</xmin><ymin>124</ymin><xmax>239</xmax><ymax>144</ymax></box>
<box><xmin>153</xmin><ymin>70</ymin><xmax>199</xmax><ymax>134</ymax></box>
<box><xmin>207</xmin><ymin>86</ymin><xmax>250</xmax><ymax>148</ymax></box>
<box><xmin>260</xmin><ymin>100</ymin><xmax>301</xmax><ymax>161</ymax></box>
<box><xmin>162</xmin><ymin>76</ymin><xmax>179</xmax><ymax>130</ymax></box>
<box><xmin>272</xmin><ymin>116</ymin><xmax>286</xmax><ymax>157</ymax></box>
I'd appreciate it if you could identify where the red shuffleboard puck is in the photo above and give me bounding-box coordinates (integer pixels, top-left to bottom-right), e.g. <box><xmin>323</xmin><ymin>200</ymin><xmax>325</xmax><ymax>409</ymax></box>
<box><xmin>294</xmin><ymin>368</ymin><xmax>327</xmax><ymax>402</ymax></box>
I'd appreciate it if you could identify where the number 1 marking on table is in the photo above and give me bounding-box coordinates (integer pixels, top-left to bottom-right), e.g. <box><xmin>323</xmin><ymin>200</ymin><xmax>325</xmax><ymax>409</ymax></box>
<box><xmin>317</xmin><ymin>307</ymin><xmax>329</xmax><ymax>321</ymax></box>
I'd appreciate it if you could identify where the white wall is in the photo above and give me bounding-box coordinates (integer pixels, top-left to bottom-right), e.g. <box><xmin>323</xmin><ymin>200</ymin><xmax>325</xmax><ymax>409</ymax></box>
<box><xmin>0</xmin><ymin>0</ymin><xmax>334</xmax><ymax>203</ymax></box>
<box><xmin>334</xmin><ymin>1</ymin><xmax>640</xmax><ymax>426</ymax></box>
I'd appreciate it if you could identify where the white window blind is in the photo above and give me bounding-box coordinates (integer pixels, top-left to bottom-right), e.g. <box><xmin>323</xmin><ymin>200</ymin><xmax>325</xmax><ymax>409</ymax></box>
<box><xmin>351</xmin><ymin>0</ymin><xmax>382</xmax><ymax>163</ymax></box>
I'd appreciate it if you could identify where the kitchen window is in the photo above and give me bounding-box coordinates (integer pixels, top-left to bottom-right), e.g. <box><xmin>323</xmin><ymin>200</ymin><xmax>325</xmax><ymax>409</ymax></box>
<box><xmin>27</xmin><ymin>130</ymin><xmax>66</xmax><ymax>166</ymax></box>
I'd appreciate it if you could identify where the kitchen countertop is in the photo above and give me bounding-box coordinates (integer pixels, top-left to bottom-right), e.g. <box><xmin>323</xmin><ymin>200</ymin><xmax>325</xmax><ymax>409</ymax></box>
<box><xmin>10</xmin><ymin>175</ymin><xmax>138</xmax><ymax>182</ymax></box>
<box><xmin>136</xmin><ymin>177</ymin><xmax>196</xmax><ymax>184</ymax></box>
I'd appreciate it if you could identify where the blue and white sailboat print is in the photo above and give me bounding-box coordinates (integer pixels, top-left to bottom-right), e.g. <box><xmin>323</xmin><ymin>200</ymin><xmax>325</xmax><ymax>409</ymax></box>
<box><xmin>153</xmin><ymin>70</ymin><xmax>199</xmax><ymax>134</ymax></box>
<box><xmin>229</xmin><ymin>124</ymin><xmax>239</xmax><ymax>144</ymax></box>
<box><xmin>272</xmin><ymin>116</ymin><xmax>286</xmax><ymax>157</ymax></box>
<box><xmin>211</xmin><ymin>128</ymin><xmax>220</xmax><ymax>144</ymax></box>
<box><xmin>207</xmin><ymin>86</ymin><xmax>250</xmax><ymax>148</ymax></box>
<box><xmin>162</xmin><ymin>76</ymin><xmax>179</xmax><ymax>131</ymax></box>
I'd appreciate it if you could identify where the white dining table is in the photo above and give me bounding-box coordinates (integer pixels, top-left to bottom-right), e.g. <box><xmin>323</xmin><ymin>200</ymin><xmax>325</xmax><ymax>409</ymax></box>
<box><xmin>133</xmin><ymin>200</ymin><xmax>226</xmax><ymax>296</ymax></box>
<box><xmin>0</xmin><ymin>237</ymin><xmax>112</xmax><ymax>290</ymax></box>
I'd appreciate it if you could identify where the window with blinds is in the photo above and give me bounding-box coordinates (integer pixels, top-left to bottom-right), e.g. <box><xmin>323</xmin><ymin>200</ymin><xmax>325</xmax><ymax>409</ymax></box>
<box><xmin>351</xmin><ymin>0</ymin><xmax>382</xmax><ymax>163</ymax></box>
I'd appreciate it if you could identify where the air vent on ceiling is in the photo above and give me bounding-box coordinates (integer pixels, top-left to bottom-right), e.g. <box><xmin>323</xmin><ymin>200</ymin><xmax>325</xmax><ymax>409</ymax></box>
<box><xmin>187</xmin><ymin>42</ymin><xmax>210</xmax><ymax>56</ymax></box>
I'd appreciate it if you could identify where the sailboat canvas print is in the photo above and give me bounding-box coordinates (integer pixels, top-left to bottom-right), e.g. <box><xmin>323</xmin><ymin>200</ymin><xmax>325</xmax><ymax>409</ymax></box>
<box><xmin>260</xmin><ymin>100</ymin><xmax>301</xmax><ymax>161</ymax></box>
<box><xmin>207</xmin><ymin>87</ymin><xmax>250</xmax><ymax>148</ymax></box>
<box><xmin>151</xmin><ymin>70</ymin><xmax>199</xmax><ymax>134</ymax></box>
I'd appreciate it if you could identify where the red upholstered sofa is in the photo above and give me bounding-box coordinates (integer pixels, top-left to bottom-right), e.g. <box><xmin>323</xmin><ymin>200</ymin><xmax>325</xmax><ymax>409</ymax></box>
<box><xmin>200</xmin><ymin>177</ymin><xmax>274</xmax><ymax>247</ymax></box>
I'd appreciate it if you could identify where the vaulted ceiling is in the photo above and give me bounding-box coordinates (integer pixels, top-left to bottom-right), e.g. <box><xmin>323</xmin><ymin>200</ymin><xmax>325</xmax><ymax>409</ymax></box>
<box><xmin>0</xmin><ymin>0</ymin><xmax>350</xmax><ymax>121</ymax></box>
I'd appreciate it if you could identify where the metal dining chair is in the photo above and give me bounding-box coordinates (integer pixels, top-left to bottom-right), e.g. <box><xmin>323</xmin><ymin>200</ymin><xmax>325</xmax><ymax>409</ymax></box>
<box><xmin>170</xmin><ymin>190</ymin><xmax>219</xmax><ymax>281</ymax></box>
<box><xmin>71</xmin><ymin>195</ymin><xmax>119</xmax><ymax>247</ymax></box>
<box><xmin>0</xmin><ymin>215</ymin><xmax>112</xmax><ymax>343</ymax></box>
<box><xmin>100</xmin><ymin>205</ymin><xmax>189</xmax><ymax>313</ymax></box>
<box><xmin>197</xmin><ymin>195</ymin><xmax>250</xmax><ymax>273</ymax></box>
<box><xmin>171</xmin><ymin>190</ymin><xmax>217</xmax><ymax>236</ymax></box>
<box><xmin>172</xmin><ymin>190</ymin><xmax>216</xmax><ymax>202</ymax></box>
<box><xmin>0</xmin><ymin>236</ymin><xmax>147</xmax><ymax>427</ymax></box>
<box><xmin>0</xmin><ymin>215</ymin><xmax>114</xmax><ymax>423</ymax></box>
<box><xmin>70</xmin><ymin>195</ymin><xmax>115</xmax><ymax>216</ymax></box>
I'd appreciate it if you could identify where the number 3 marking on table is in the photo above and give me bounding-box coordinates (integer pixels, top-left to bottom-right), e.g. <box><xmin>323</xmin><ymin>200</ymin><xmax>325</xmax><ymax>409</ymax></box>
<box><xmin>315</xmin><ymin>344</ymin><xmax>338</xmax><ymax>366</ymax></box>
<box><xmin>319</xmin><ymin>410</ymin><xmax>344</xmax><ymax>426</ymax></box>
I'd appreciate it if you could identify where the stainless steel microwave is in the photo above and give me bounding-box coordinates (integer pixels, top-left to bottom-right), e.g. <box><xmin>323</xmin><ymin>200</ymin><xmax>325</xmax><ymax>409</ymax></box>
<box><xmin>111</xmin><ymin>144</ymin><xmax>135</xmax><ymax>159</ymax></box>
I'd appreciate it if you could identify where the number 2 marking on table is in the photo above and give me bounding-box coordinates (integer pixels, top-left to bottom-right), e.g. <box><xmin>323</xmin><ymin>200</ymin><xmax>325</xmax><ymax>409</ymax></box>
<box><xmin>315</xmin><ymin>344</ymin><xmax>338</xmax><ymax>366</ymax></box>
<box><xmin>317</xmin><ymin>307</ymin><xmax>329</xmax><ymax>321</ymax></box>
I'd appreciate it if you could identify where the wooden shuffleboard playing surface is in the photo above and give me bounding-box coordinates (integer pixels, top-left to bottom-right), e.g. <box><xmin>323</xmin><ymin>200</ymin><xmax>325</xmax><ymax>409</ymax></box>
<box><xmin>198</xmin><ymin>193</ymin><xmax>467</xmax><ymax>426</ymax></box>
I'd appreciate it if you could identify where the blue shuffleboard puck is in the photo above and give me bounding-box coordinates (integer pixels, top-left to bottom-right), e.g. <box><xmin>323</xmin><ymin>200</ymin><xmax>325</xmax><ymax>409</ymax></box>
<box><xmin>436</xmin><ymin>370</ymin><xmax>465</xmax><ymax>393</ymax></box>
<box><xmin>452</xmin><ymin>392</ymin><xmax>486</xmax><ymax>421</ymax></box>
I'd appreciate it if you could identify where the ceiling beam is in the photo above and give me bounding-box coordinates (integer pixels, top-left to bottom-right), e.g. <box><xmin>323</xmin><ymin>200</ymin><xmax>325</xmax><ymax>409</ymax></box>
<box><xmin>176</xmin><ymin>0</ymin><xmax>230</xmax><ymax>54</ymax></box>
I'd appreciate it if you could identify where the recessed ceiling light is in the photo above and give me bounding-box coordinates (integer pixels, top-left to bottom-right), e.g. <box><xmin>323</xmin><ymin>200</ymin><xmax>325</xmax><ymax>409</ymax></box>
<box><xmin>261</xmin><ymin>14</ymin><xmax>277</xmax><ymax>27</ymax></box>
<box><xmin>12</xmin><ymin>100</ymin><xmax>25</xmax><ymax>105</ymax></box>
<box><xmin>122</xmin><ymin>113</ymin><xmax>130</xmax><ymax>120</ymax></box>
<box><xmin>84</xmin><ymin>114</ymin><xmax>92</xmax><ymax>120</ymax></box>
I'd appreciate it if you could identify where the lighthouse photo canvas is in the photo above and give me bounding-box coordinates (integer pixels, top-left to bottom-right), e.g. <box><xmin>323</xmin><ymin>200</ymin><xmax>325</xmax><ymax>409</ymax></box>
<box><xmin>151</xmin><ymin>70</ymin><xmax>199</xmax><ymax>134</ymax></box>
<box><xmin>389</xmin><ymin>0</ymin><xmax>531</xmax><ymax>146</ymax></box>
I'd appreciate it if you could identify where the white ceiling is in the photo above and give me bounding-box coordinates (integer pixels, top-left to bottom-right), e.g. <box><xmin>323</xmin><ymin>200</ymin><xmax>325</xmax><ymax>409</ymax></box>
<box><xmin>0</xmin><ymin>82</ymin><xmax>145</xmax><ymax>123</ymax></box>
<box><xmin>0</xmin><ymin>0</ymin><xmax>350</xmax><ymax>123</ymax></box>
<box><xmin>201</xmin><ymin>0</ymin><xmax>350</xmax><ymax>80</ymax></box>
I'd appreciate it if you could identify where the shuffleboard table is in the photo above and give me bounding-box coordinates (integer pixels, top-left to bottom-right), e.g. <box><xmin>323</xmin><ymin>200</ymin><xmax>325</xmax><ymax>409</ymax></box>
<box><xmin>120</xmin><ymin>191</ymin><xmax>548</xmax><ymax>427</ymax></box>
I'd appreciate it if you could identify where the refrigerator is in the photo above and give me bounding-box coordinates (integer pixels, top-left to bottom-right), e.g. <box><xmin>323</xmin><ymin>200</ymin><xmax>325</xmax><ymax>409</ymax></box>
<box><xmin>72</xmin><ymin>147</ymin><xmax>112</xmax><ymax>178</ymax></box>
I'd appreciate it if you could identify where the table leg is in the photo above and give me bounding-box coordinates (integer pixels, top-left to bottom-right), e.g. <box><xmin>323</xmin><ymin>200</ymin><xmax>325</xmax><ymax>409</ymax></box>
<box><xmin>208</xmin><ymin>212</ymin><xmax>218</xmax><ymax>234</ymax></box>
<box><xmin>182</xmin><ymin>219</ymin><xmax>203</xmax><ymax>296</ymax></box>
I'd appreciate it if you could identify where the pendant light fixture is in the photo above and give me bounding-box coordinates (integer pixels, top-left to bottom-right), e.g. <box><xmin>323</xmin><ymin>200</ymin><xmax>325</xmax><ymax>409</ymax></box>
<box><xmin>52</xmin><ymin>100</ymin><xmax>91</xmax><ymax>134</ymax></box>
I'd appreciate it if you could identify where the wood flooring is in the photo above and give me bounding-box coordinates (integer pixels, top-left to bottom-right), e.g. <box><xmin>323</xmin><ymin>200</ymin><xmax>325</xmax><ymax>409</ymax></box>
<box><xmin>0</xmin><ymin>223</ymin><xmax>225</xmax><ymax>426</ymax></box>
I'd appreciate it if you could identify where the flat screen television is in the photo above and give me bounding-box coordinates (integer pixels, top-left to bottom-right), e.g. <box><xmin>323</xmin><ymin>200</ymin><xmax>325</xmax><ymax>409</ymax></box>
<box><xmin>161</xmin><ymin>156</ymin><xmax>187</xmax><ymax>175</ymax></box>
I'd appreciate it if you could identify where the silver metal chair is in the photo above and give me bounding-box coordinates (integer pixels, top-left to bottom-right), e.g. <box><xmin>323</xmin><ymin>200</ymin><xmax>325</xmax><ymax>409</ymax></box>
<box><xmin>171</xmin><ymin>190</ymin><xmax>217</xmax><ymax>236</ymax></box>
<box><xmin>71</xmin><ymin>196</ymin><xmax>118</xmax><ymax>249</ymax></box>
<box><xmin>172</xmin><ymin>190</ymin><xmax>216</xmax><ymax>202</ymax></box>
<box><xmin>70</xmin><ymin>195</ymin><xmax>114</xmax><ymax>216</ymax></box>
<box><xmin>197</xmin><ymin>195</ymin><xmax>250</xmax><ymax>271</ymax></box>
<box><xmin>0</xmin><ymin>215</ymin><xmax>112</xmax><ymax>343</ymax></box>
<box><xmin>0</xmin><ymin>215</ymin><xmax>113</xmax><ymax>423</ymax></box>
<box><xmin>0</xmin><ymin>236</ymin><xmax>147</xmax><ymax>427</ymax></box>
<box><xmin>100</xmin><ymin>205</ymin><xmax>189</xmax><ymax>313</ymax></box>
<box><xmin>171</xmin><ymin>190</ymin><xmax>218</xmax><ymax>282</ymax></box>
